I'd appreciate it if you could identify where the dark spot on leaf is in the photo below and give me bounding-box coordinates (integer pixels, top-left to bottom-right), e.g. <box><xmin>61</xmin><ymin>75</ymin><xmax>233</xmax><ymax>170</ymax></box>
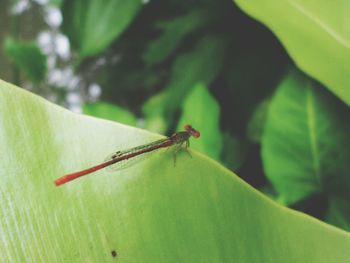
<box><xmin>111</xmin><ymin>250</ymin><xmax>117</xmax><ymax>258</ymax></box>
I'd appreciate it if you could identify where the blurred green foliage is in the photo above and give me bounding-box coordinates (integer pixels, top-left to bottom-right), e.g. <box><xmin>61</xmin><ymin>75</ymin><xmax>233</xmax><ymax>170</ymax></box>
<box><xmin>61</xmin><ymin>0</ymin><xmax>142</xmax><ymax>58</ymax></box>
<box><xmin>82</xmin><ymin>102</ymin><xmax>137</xmax><ymax>125</ymax></box>
<box><xmin>143</xmin><ymin>35</ymin><xmax>227</xmax><ymax>131</ymax></box>
<box><xmin>143</xmin><ymin>8</ymin><xmax>212</xmax><ymax>65</ymax></box>
<box><xmin>4</xmin><ymin>38</ymin><xmax>47</xmax><ymax>83</ymax></box>
<box><xmin>326</xmin><ymin>196</ymin><xmax>350</xmax><ymax>231</ymax></box>
<box><xmin>2</xmin><ymin>0</ymin><xmax>350</xmax><ymax>233</ymax></box>
<box><xmin>177</xmin><ymin>83</ymin><xmax>223</xmax><ymax>161</ymax></box>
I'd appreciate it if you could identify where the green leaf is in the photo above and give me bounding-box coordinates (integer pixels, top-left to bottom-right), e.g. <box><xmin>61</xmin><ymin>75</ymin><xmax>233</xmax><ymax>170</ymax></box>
<box><xmin>49</xmin><ymin>0</ymin><xmax>62</xmax><ymax>6</ymax></box>
<box><xmin>142</xmin><ymin>92</ymin><xmax>168</xmax><ymax>133</ymax></box>
<box><xmin>221</xmin><ymin>132</ymin><xmax>249</xmax><ymax>172</ymax></box>
<box><xmin>4</xmin><ymin>38</ymin><xmax>47</xmax><ymax>83</ymax></box>
<box><xmin>262</xmin><ymin>70</ymin><xmax>350</xmax><ymax>206</ymax></box>
<box><xmin>61</xmin><ymin>0</ymin><xmax>142</xmax><ymax>58</ymax></box>
<box><xmin>163</xmin><ymin>36</ymin><xmax>226</xmax><ymax>114</ymax></box>
<box><xmin>82</xmin><ymin>102</ymin><xmax>137</xmax><ymax>126</ymax></box>
<box><xmin>234</xmin><ymin>0</ymin><xmax>350</xmax><ymax>106</ymax></box>
<box><xmin>143</xmin><ymin>9</ymin><xmax>211</xmax><ymax>65</ymax></box>
<box><xmin>143</xmin><ymin>35</ymin><xmax>226</xmax><ymax>128</ymax></box>
<box><xmin>177</xmin><ymin>83</ymin><xmax>223</xmax><ymax>161</ymax></box>
<box><xmin>326</xmin><ymin>197</ymin><xmax>350</xmax><ymax>231</ymax></box>
<box><xmin>0</xmin><ymin>79</ymin><xmax>350</xmax><ymax>262</ymax></box>
<box><xmin>247</xmin><ymin>98</ymin><xmax>271</xmax><ymax>143</ymax></box>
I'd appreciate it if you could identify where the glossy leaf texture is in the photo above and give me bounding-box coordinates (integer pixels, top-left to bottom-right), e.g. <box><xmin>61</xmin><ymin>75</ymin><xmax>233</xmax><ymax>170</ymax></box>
<box><xmin>1</xmin><ymin>79</ymin><xmax>350</xmax><ymax>262</ymax></box>
<box><xmin>234</xmin><ymin>0</ymin><xmax>350</xmax><ymax>106</ymax></box>
<box><xmin>262</xmin><ymin>70</ymin><xmax>350</xmax><ymax>227</ymax></box>
<box><xmin>4</xmin><ymin>38</ymin><xmax>47</xmax><ymax>83</ymax></box>
<box><xmin>61</xmin><ymin>0</ymin><xmax>142</xmax><ymax>58</ymax></box>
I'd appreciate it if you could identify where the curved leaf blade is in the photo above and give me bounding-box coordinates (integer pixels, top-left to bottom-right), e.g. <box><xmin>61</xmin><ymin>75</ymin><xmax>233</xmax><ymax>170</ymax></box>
<box><xmin>0</xmin><ymin>79</ymin><xmax>349</xmax><ymax>262</ymax></box>
<box><xmin>234</xmin><ymin>0</ymin><xmax>350</xmax><ymax>106</ymax></box>
<box><xmin>262</xmin><ymin>70</ymin><xmax>350</xmax><ymax>205</ymax></box>
<box><xmin>61</xmin><ymin>0</ymin><xmax>142</xmax><ymax>58</ymax></box>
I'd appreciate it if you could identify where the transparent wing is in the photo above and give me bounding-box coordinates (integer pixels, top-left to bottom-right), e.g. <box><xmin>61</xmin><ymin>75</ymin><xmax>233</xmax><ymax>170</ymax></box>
<box><xmin>104</xmin><ymin>150</ymin><xmax>156</xmax><ymax>171</ymax></box>
<box><xmin>103</xmin><ymin>138</ymin><xmax>174</xmax><ymax>172</ymax></box>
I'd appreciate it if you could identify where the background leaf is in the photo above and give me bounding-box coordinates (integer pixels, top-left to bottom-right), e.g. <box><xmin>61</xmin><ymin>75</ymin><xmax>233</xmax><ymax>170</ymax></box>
<box><xmin>326</xmin><ymin>197</ymin><xmax>350</xmax><ymax>231</ymax></box>
<box><xmin>1</xmin><ymin>79</ymin><xmax>350</xmax><ymax>262</ymax></box>
<box><xmin>162</xmin><ymin>35</ymin><xmax>226</xmax><ymax>111</ymax></box>
<box><xmin>221</xmin><ymin>132</ymin><xmax>249</xmax><ymax>172</ymax></box>
<box><xmin>82</xmin><ymin>101</ymin><xmax>137</xmax><ymax>125</ymax></box>
<box><xmin>61</xmin><ymin>0</ymin><xmax>142</xmax><ymax>58</ymax></box>
<box><xmin>143</xmin><ymin>9</ymin><xmax>211</xmax><ymax>65</ymax></box>
<box><xmin>234</xmin><ymin>0</ymin><xmax>350</xmax><ymax>106</ymax></box>
<box><xmin>262</xmin><ymin>70</ymin><xmax>350</xmax><ymax>209</ymax></box>
<box><xmin>177</xmin><ymin>83</ymin><xmax>223</xmax><ymax>160</ymax></box>
<box><xmin>247</xmin><ymin>98</ymin><xmax>271</xmax><ymax>143</ymax></box>
<box><xmin>143</xmin><ymin>35</ymin><xmax>227</xmax><ymax>130</ymax></box>
<box><xmin>4</xmin><ymin>38</ymin><xmax>47</xmax><ymax>83</ymax></box>
<box><xmin>141</xmin><ymin>92</ymin><xmax>168</xmax><ymax>132</ymax></box>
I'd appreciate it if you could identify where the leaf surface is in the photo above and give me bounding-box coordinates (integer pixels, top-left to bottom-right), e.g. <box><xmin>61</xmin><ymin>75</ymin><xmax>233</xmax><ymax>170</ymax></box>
<box><xmin>178</xmin><ymin>83</ymin><xmax>223</xmax><ymax>160</ymax></box>
<box><xmin>61</xmin><ymin>0</ymin><xmax>142</xmax><ymax>58</ymax></box>
<box><xmin>234</xmin><ymin>0</ymin><xmax>350</xmax><ymax>106</ymax></box>
<box><xmin>0</xmin><ymin>79</ymin><xmax>349</xmax><ymax>262</ymax></box>
<box><xmin>262</xmin><ymin>70</ymin><xmax>350</xmax><ymax>207</ymax></box>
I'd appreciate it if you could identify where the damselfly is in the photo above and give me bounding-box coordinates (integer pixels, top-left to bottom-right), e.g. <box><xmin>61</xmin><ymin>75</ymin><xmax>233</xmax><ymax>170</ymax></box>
<box><xmin>54</xmin><ymin>124</ymin><xmax>200</xmax><ymax>186</ymax></box>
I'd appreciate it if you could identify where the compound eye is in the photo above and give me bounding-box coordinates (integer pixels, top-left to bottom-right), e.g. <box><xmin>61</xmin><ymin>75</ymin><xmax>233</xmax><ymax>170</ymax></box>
<box><xmin>192</xmin><ymin>131</ymin><xmax>200</xmax><ymax>138</ymax></box>
<box><xmin>184</xmin><ymin>124</ymin><xmax>200</xmax><ymax>138</ymax></box>
<box><xmin>184</xmin><ymin>124</ymin><xmax>191</xmax><ymax>131</ymax></box>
